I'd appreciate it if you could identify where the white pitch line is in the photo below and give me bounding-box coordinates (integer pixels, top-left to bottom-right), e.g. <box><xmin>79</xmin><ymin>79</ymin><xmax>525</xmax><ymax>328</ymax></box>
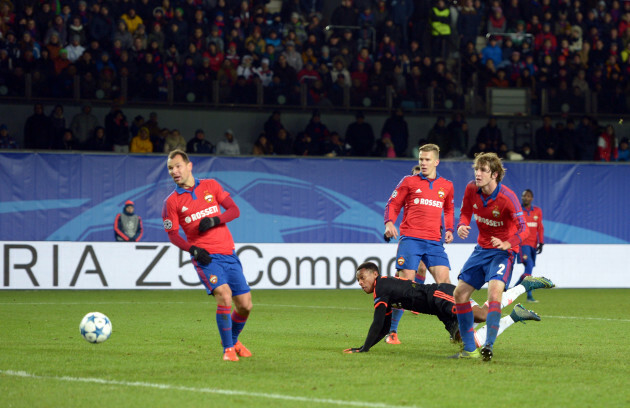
<box><xmin>0</xmin><ymin>302</ymin><xmax>628</xmax><ymax>322</ymax></box>
<box><xmin>543</xmin><ymin>315</ymin><xmax>630</xmax><ymax>322</ymax></box>
<box><xmin>0</xmin><ymin>370</ymin><xmax>420</xmax><ymax>408</ymax></box>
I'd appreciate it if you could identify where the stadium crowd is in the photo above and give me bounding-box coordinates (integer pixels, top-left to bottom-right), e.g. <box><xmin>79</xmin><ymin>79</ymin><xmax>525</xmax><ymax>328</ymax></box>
<box><xmin>0</xmin><ymin>0</ymin><xmax>629</xmax><ymax>160</ymax></box>
<box><xmin>2</xmin><ymin>101</ymin><xmax>628</xmax><ymax>161</ymax></box>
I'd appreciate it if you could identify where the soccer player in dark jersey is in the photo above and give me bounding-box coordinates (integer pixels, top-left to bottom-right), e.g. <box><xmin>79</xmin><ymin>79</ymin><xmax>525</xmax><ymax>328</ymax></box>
<box><xmin>514</xmin><ymin>189</ymin><xmax>545</xmax><ymax>302</ymax></box>
<box><xmin>383</xmin><ymin>144</ymin><xmax>455</xmax><ymax>345</ymax></box>
<box><xmin>343</xmin><ymin>262</ymin><xmax>553</xmax><ymax>354</ymax></box>
<box><xmin>162</xmin><ymin>150</ymin><xmax>252</xmax><ymax>362</ymax></box>
<box><xmin>454</xmin><ymin>152</ymin><xmax>529</xmax><ymax>361</ymax></box>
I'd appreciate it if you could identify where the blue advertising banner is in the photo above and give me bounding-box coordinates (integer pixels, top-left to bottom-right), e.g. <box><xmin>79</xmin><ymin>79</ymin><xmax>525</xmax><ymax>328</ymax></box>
<box><xmin>1</xmin><ymin>152</ymin><xmax>628</xmax><ymax>244</ymax></box>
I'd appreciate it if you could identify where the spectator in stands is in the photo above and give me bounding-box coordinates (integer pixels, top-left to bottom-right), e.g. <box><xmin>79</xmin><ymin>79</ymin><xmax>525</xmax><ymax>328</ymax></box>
<box><xmin>467</xmin><ymin>137</ymin><xmax>487</xmax><ymax>158</ymax></box>
<box><xmin>304</xmin><ymin>110</ymin><xmax>331</xmax><ymax>152</ymax></box>
<box><xmin>535</xmin><ymin>115</ymin><xmax>561</xmax><ymax>160</ymax></box>
<box><xmin>70</xmin><ymin>103</ymin><xmax>99</xmax><ymax>147</ymax></box>
<box><xmin>121</xmin><ymin>8</ymin><xmax>144</xmax><ymax>35</ymax></box>
<box><xmin>237</xmin><ymin>55</ymin><xmax>256</xmax><ymax>81</ymax></box>
<box><xmin>476</xmin><ymin>115</ymin><xmax>503</xmax><ymax>153</ymax></box>
<box><xmin>187</xmin><ymin>129</ymin><xmax>214</xmax><ymax>154</ymax></box>
<box><xmin>53</xmin><ymin>129</ymin><xmax>78</xmax><ymax>150</ymax></box>
<box><xmin>263</xmin><ymin>110</ymin><xmax>285</xmax><ymax>139</ymax></box>
<box><xmin>458</xmin><ymin>0</ymin><xmax>482</xmax><ymax>51</ymax></box>
<box><xmin>66</xmin><ymin>35</ymin><xmax>85</xmax><ymax>63</ymax></box>
<box><xmin>252</xmin><ymin>132</ymin><xmax>274</xmax><ymax>155</ymax></box>
<box><xmin>84</xmin><ymin>126</ymin><xmax>110</xmax><ymax>151</ymax></box>
<box><xmin>381</xmin><ymin>107</ymin><xmax>409</xmax><ymax>157</ymax></box>
<box><xmin>487</xmin><ymin>68</ymin><xmax>510</xmax><ymax>88</ymax></box>
<box><xmin>49</xmin><ymin>105</ymin><xmax>67</xmax><ymax>149</ymax></box>
<box><xmin>426</xmin><ymin>116</ymin><xmax>449</xmax><ymax>154</ymax></box>
<box><xmin>272</xmin><ymin>128</ymin><xmax>294</xmax><ymax>155</ymax></box>
<box><xmin>391</xmin><ymin>0</ymin><xmax>414</xmax><ymax>49</ymax></box>
<box><xmin>558</xmin><ymin>118</ymin><xmax>577</xmax><ymax>161</ymax></box>
<box><xmin>617</xmin><ymin>138</ymin><xmax>630</xmax><ymax>162</ymax></box>
<box><xmin>345</xmin><ymin>111</ymin><xmax>375</xmax><ymax>157</ymax></box>
<box><xmin>152</xmin><ymin>128</ymin><xmax>169</xmax><ymax>153</ymax></box>
<box><xmin>107</xmin><ymin>109</ymin><xmax>131</xmax><ymax>153</ymax></box>
<box><xmin>298</xmin><ymin>61</ymin><xmax>321</xmax><ymax>84</ymax></box>
<box><xmin>0</xmin><ymin>124</ymin><xmax>18</xmax><ymax>149</ymax></box>
<box><xmin>216</xmin><ymin>129</ymin><xmax>241</xmax><ymax>155</ymax></box>
<box><xmin>164</xmin><ymin>129</ymin><xmax>187</xmax><ymax>153</ymax></box>
<box><xmin>445</xmin><ymin>113</ymin><xmax>469</xmax><ymax>158</ymax></box>
<box><xmin>293</xmin><ymin>131</ymin><xmax>318</xmax><ymax>156</ymax></box>
<box><xmin>517</xmin><ymin>142</ymin><xmax>535</xmax><ymax>160</ymax></box>
<box><xmin>330</xmin><ymin>57</ymin><xmax>351</xmax><ymax>87</ymax></box>
<box><xmin>481</xmin><ymin>36</ymin><xmax>502</xmax><ymax>67</ymax></box>
<box><xmin>282</xmin><ymin>41</ymin><xmax>303</xmax><ymax>72</ymax></box>
<box><xmin>130</xmin><ymin>127</ymin><xmax>153</xmax><ymax>153</ymax></box>
<box><xmin>595</xmin><ymin>124</ymin><xmax>618</xmax><ymax>162</ymax></box>
<box><xmin>321</xmin><ymin>131</ymin><xmax>351</xmax><ymax>157</ymax></box>
<box><xmin>430</xmin><ymin>0</ymin><xmax>452</xmax><ymax>60</ymax></box>
<box><xmin>487</xmin><ymin>5</ymin><xmax>506</xmax><ymax>37</ymax></box>
<box><xmin>231</xmin><ymin>74</ymin><xmax>257</xmax><ymax>104</ymax></box>
<box><xmin>331</xmin><ymin>0</ymin><xmax>358</xmax><ymax>33</ymax></box>
<box><xmin>374</xmin><ymin>132</ymin><xmax>397</xmax><ymax>157</ymax></box>
<box><xmin>253</xmin><ymin>58</ymin><xmax>274</xmax><ymax>86</ymax></box>
<box><xmin>575</xmin><ymin>115</ymin><xmax>598</xmax><ymax>161</ymax></box>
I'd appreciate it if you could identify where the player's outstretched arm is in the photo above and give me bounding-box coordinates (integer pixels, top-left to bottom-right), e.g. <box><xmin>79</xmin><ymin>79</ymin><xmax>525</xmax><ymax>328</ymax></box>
<box><xmin>345</xmin><ymin>304</ymin><xmax>390</xmax><ymax>353</ymax></box>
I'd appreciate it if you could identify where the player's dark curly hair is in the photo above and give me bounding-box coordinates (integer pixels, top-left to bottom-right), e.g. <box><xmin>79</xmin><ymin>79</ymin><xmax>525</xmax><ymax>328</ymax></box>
<box><xmin>356</xmin><ymin>262</ymin><xmax>380</xmax><ymax>274</ymax></box>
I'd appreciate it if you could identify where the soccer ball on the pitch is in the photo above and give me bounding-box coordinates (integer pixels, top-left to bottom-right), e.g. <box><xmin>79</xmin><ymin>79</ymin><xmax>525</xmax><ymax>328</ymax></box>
<box><xmin>79</xmin><ymin>312</ymin><xmax>112</xmax><ymax>343</ymax></box>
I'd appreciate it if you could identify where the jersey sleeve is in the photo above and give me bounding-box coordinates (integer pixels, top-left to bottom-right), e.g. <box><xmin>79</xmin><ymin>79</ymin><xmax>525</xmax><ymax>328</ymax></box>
<box><xmin>384</xmin><ymin>176</ymin><xmax>409</xmax><ymax>224</ymax></box>
<box><xmin>443</xmin><ymin>182</ymin><xmax>455</xmax><ymax>232</ymax></box>
<box><xmin>161</xmin><ymin>194</ymin><xmax>180</xmax><ymax>233</ymax></box>
<box><xmin>360</xmin><ymin>303</ymin><xmax>391</xmax><ymax>352</ymax></box>
<box><xmin>210</xmin><ymin>179</ymin><xmax>231</xmax><ymax>204</ymax></box>
<box><xmin>506</xmin><ymin>193</ymin><xmax>529</xmax><ymax>248</ymax></box>
<box><xmin>537</xmin><ymin>207</ymin><xmax>544</xmax><ymax>245</ymax></box>
<box><xmin>457</xmin><ymin>182</ymin><xmax>475</xmax><ymax>230</ymax></box>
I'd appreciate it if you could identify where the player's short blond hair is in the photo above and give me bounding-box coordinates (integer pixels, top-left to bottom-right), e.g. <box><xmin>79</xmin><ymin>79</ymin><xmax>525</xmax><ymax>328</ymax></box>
<box><xmin>418</xmin><ymin>143</ymin><xmax>440</xmax><ymax>159</ymax></box>
<box><xmin>473</xmin><ymin>152</ymin><xmax>506</xmax><ymax>182</ymax></box>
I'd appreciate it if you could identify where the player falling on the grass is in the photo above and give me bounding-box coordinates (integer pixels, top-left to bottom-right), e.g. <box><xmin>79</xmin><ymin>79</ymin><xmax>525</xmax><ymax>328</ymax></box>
<box><xmin>454</xmin><ymin>152</ymin><xmax>528</xmax><ymax>361</ymax></box>
<box><xmin>162</xmin><ymin>149</ymin><xmax>252</xmax><ymax>362</ymax></box>
<box><xmin>383</xmin><ymin>144</ymin><xmax>455</xmax><ymax>345</ymax></box>
<box><xmin>514</xmin><ymin>189</ymin><xmax>545</xmax><ymax>302</ymax></box>
<box><xmin>343</xmin><ymin>262</ymin><xmax>554</xmax><ymax>353</ymax></box>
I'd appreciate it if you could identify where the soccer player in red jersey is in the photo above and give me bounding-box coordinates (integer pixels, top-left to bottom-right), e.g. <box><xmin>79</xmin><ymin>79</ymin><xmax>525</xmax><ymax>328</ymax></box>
<box><xmin>162</xmin><ymin>150</ymin><xmax>252</xmax><ymax>362</ymax></box>
<box><xmin>383</xmin><ymin>144</ymin><xmax>455</xmax><ymax>344</ymax></box>
<box><xmin>514</xmin><ymin>189</ymin><xmax>544</xmax><ymax>302</ymax></box>
<box><xmin>453</xmin><ymin>152</ymin><xmax>528</xmax><ymax>361</ymax></box>
<box><xmin>343</xmin><ymin>262</ymin><xmax>553</xmax><ymax>354</ymax></box>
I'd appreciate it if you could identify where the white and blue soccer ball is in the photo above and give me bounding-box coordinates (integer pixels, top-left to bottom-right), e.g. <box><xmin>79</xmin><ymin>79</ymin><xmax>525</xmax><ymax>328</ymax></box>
<box><xmin>79</xmin><ymin>312</ymin><xmax>112</xmax><ymax>343</ymax></box>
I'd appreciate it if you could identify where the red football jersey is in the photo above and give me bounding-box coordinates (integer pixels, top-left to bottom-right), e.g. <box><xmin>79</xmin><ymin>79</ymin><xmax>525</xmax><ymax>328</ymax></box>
<box><xmin>521</xmin><ymin>205</ymin><xmax>544</xmax><ymax>248</ymax></box>
<box><xmin>162</xmin><ymin>178</ymin><xmax>235</xmax><ymax>255</ymax></box>
<box><xmin>457</xmin><ymin>181</ymin><xmax>528</xmax><ymax>252</ymax></box>
<box><xmin>384</xmin><ymin>173</ymin><xmax>455</xmax><ymax>241</ymax></box>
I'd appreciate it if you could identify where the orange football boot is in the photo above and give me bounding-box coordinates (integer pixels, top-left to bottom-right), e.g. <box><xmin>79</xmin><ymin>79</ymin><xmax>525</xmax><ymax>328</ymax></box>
<box><xmin>234</xmin><ymin>341</ymin><xmax>252</xmax><ymax>357</ymax></box>
<box><xmin>223</xmin><ymin>347</ymin><xmax>239</xmax><ymax>361</ymax></box>
<box><xmin>385</xmin><ymin>332</ymin><xmax>401</xmax><ymax>344</ymax></box>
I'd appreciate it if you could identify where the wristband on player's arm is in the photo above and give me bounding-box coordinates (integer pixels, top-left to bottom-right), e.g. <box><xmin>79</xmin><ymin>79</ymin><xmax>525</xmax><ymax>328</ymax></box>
<box><xmin>189</xmin><ymin>245</ymin><xmax>212</xmax><ymax>265</ymax></box>
<box><xmin>198</xmin><ymin>216</ymin><xmax>220</xmax><ymax>232</ymax></box>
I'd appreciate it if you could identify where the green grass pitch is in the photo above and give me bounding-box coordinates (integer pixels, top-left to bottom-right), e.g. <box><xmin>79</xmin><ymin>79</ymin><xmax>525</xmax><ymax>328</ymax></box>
<box><xmin>1</xmin><ymin>288</ymin><xmax>629</xmax><ymax>408</ymax></box>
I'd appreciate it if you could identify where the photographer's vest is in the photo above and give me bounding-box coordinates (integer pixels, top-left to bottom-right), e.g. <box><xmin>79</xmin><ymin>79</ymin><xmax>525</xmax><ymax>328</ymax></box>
<box><xmin>117</xmin><ymin>213</ymin><xmax>140</xmax><ymax>240</ymax></box>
